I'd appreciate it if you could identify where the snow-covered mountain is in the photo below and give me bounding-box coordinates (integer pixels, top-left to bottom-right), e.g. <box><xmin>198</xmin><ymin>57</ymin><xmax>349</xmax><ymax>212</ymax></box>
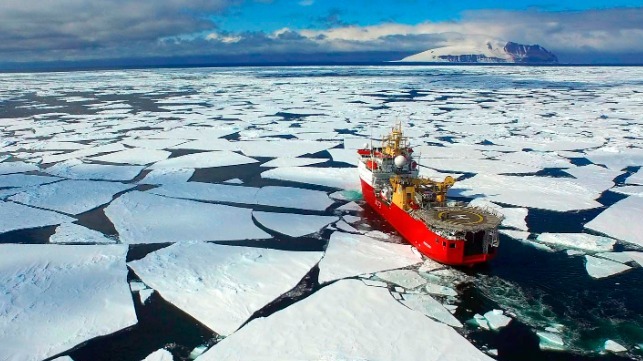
<box><xmin>400</xmin><ymin>39</ymin><xmax>558</xmax><ymax>64</ymax></box>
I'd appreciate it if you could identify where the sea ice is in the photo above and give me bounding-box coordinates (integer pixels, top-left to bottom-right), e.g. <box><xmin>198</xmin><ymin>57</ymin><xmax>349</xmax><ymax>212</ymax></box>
<box><xmin>501</xmin><ymin>230</ymin><xmax>554</xmax><ymax>252</ymax></box>
<box><xmin>0</xmin><ymin>200</ymin><xmax>74</xmax><ymax>234</ymax></box>
<box><xmin>584</xmin><ymin>255</ymin><xmax>632</xmax><ymax>279</ymax></box>
<box><xmin>536</xmin><ymin>233</ymin><xmax>616</xmax><ymax>252</ymax></box>
<box><xmin>625</xmin><ymin>168</ymin><xmax>643</xmax><ymax>185</ymax></box>
<box><xmin>0</xmin><ymin>161</ymin><xmax>39</xmax><ymax>175</ymax></box>
<box><xmin>376</xmin><ymin>270</ymin><xmax>428</xmax><ymax>289</ymax></box>
<box><xmin>138</xmin><ymin>168</ymin><xmax>195</xmax><ymax>184</ymax></box>
<box><xmin>45</xmin><ymin>160</ymin><xmax>144</xmax><ymax>181</ymax></box>
<box><xmin>424</xmin><ymin>283</ymin><xmax>458</xmax><ymax>297</ymax></box>
<box><xmin>362</xmin><ymin>279</ymin><xmax>388</xmax><ymax>287</ymax></box>
<box><xmin>483</xmin><ymin>310</ymin><xmax>512</xmax><ymax>330</ymax></box>
<box><xmin>334</xmin><ymin>219</ymin><xmax>361</xmax><ymax>233</ymax></box>
<box><xmin>260</xmin><ymin>157</ymin><xmax>326</xmax><ymax>168</ymax></box>
<box><xmin>336</xmin><ymin>201</ymin><xmax>363</xmax><ymax>213</ymax></box>
<box><xmin>150</xmin><ymin>151</ymin><xmax>257</xmax><ymax>170</ymax></box>
<box><xmin>142</xmin><ymin>349</ymin><xmax>173</xmax><ymax>361</ymax></box>
<box><xmin>0</xmin><ymin>244</ymin><xmax>136</xmax><ymax>361</ymax></box>
<box><xmin>473</xmin><ymin>314</ymin><xmax>490</xmax><ymax>330</ymax></box>
<box><xmin>585</xmin><ymin>196</ymin><xmax>643</xmax><ymax>247</ymax></box>
<box><xmin>328</xmin><ymin>148</ymin><xmax>358</xmax><ymax>165</ymax></box>
<box><xmin>454</xmin><ymin>174</ymin><xmax>603</xmax><ymax>211</ymax></box>
<box><xmin>128</xmin><ymin>242</ymin><xmax>322</xmax><ymax>335</ymax></box>
<box><xmin>0</xmin><ymin>174</ymin><xmax>60</xmax><ymax>188</ymax></box>
<box><xmin>261</xmin><ymin>166</ymin><xmax>361</xmax><ymax>190</ymax></box>
<box><xmin>252</xmin><ymin>211</ymin><xmax>338</xmax><ymax>237</ymax></box>
<box><xmin>199</xmin><ymin>280</ymin><xmax>492</xmax><ymax>361</ymax></box>
<box><xmin>235</xmin><ymin>139</ymin><xmax>338</xmax><ymax>158</ymax></box>
<box><xmin>604</xmin><ymin>340</ymin><xmax>628</xmax><ymax>353</ymax></box>
<box><xmin>255</xmin><ymin>186</ymin><xmax>334</xmax><ymax>211</ymax></box>
<box><xmin>402</xmin><ymin>293</ymin><xmax>463</xmax><ymax>328</ymax></box>
<box><xmin>49</xmin><ymin>223</ymin><xmax>116</xmax><ymax>244</ymax></box>
<box><xmin>318</xmin><ymin>232</ymin><xmax>422</xmax><ymax>284</ymax></box>
<box><xmin>9</xmin><ymin>180</ymin><xmax>133</xmax><ymax>215</ymax></box>
<box><xmin>40</xmin><ymin>143</ymin><xmax>125</xmax><ymax>164</ymax></box>
<box><xmin>105</xmin><ymin>191</ymin><xmax>270</xmax><ymax>244</ymax></box>
<box><xmin>537</xmin><ymin>331</ymin><xmax>565</xmax><ymax>350</ymax></box>
<box><xmin>425</xmin><ymin>158</ymin><xmax>541</xmax><ymax>175</ymax></box>
<box><xmin>139</xmin><ymin>289</ymin><xmax>154</xmax><ymax>304</ymax></box>
<box><xmin>91</xmin><ymin>148</ymin><xmax>171</xmax><ymax>165</ymax></box>
<box><xmin>51</xmin><ymin>356</ymin><xmax>74</xmax><ymax>361</ymax></box>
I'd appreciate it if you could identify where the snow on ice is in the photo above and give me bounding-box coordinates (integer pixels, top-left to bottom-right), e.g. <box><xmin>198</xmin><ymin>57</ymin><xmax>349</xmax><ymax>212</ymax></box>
<box><xmin>0</xmin><ymin>200</ymin><xmax>74</xmax><ymax>234</ymax></box>
<box><xmin>536</xmin><ymin>233</ymin><xmax>616</xmax><ymax>252</ymax></box>
<box><xmin>261</xmin><ymin>166</ymin><xmax>361</xmax><ymax>190</ymax></box>
<box><xmin>105</xmin><ymin>191</ymin><xmax>270</xmax><ymax>243</ymax></box>
<box><xmin>128</xmin><ymin>242</ymin><xmax>322</xmax><ymax>335</ymax></box>
<box><xmin>9</xmin><ymin>180</ymin><xmax>133</xmax><ymax>215</ymax></box>
<box><xmin>401</xmin><ymin>293</ymin><xmax>463</xmax><ymax>328</ymax></box>
<box><xmin>0</xmin><ymin>244</ymin><xmax>136</xmax><ymax>361</ymax></box>
<box><xmin>150</xmin><ymin>151</ymin><xmax>257</xmax><ymax>170</ymax></box>
<box><xmin>584</xmin><ymin>255</ymin><xmax>632</xmax><ymax>279</ymax></box>
<box><xmin>141</xmin><ymin>349</ymin><xmax>173</xmax><ymax>361</ymax></box>
<box><xmin>376</xmin><ymin>269</ymin><xmax>428</xmax><ymax>289</ymax></box>
<box><xmin>49</xmin><ymin>223</ymin><xmax>116</xmax><ymax>244</ymax></box>
<box><xmin>318</xmin><ymin>232</ymin><xmax>422</xmax><ymax>284</ymax></box>
<box><xmin>252</xmin><ymin>211</ymin><xmax>338</xmax><ymax>237</ymax></box>
<box><xmin>199</xmin><ymin>280</ymin><xmax>492</xmax><ymax>361</ymax></box>
<box><xmin>585</xmin><ymin>195</ymin><xmax>643</xmax><ymax>248</ymax></box>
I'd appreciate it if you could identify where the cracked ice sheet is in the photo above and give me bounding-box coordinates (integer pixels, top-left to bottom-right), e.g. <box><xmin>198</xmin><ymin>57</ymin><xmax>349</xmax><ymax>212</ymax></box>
<box><xmin>454</xmin><ymin>174</ymin><xmax>603</xmax><ymax>211</ymax></box>
<box><xmin>49</xmin><ymin>223</ymin><xmax>116</xmax><ymax>244</ymax></box>
<box><xmin>253</xmin><ymin>211</ymin><xmax>338</xmax><ymax>237</ymax></box>
<box><xmin>138</xmin><ymin>168</ymin><xmax>195</xmax><ymax>185</ymax></box>
<box><xmin>128</xmin><ymin>242</ymin><xmax>322</xmax><ymax>336</ymax></box>
<box><xmin>625</xmin><ymin>168</ymin><xmax>643</xmax><ymax>185</ymax></box>
<box><xmin>199</xmin><ymin>280</ymin><xmax>492</xmax><ymax>361</ymax></box>
<box><xmin>376</xmin><ymin>269</ymin><xmax>427</xmax><ymax>289</ymax></box>
<box><xmin>260</xmin><ymin>157</ymin><xmax>326</xmax><ymax>168</ymax></box>
<box><xmin>90</xmin><ymin>148</ymin><xmax>171</xmax><ymax>165</ymax></box>
<box><xmin>261</xmin><ymin>167</ymin><xmax>361</xmax><ymax>190</ymax></box>
<box><xmin>402</xmin><ymin>293</ymin><xmax>463</xmax><ymax>328</ymax></box>
<box><xmin>105</xmin><ymin>191</ymin><xmax>270</xmax><ymax>244</ymax></box>
<box><xmin>318</xmin><ymin>232</ymin><xmax>422</xmax><ymax>284</ymax></box>
<box><xmin>0</xmin><ymin>201</ymin><xmax>74</xmax><ymax>234</ymax></box>
<box><xmin>235</xmin><ymin>140</ymin><xmax>339</xmax><ymax>158</ymax></box>
<box><xmin>0</xmin><ymin>161</ymin><xmax>39</xmax><ymax>175</ymax></box>
<box><xmin>585</xmin><ymin>196</ymin><xmax>643</xmax><ymax>248</ymax></box>
<box><xmin>584</xmin><ymin>255</ymin><xmax>632</xmax><ymax>279</ymax></box>
<box><xmin>0</xmin><ymin>174</ymin><xmax>60</xmax><ymax>188</ymax></box>
<box><xmin>150</xmin><ymin>183</ymin><xmax>334</xmax><ymax>211</ymax></box>
<box><xmin>142</xmin><ymin>349</ymin><xmax>173</xmax><ymax>361</ymax></box>
<box><xmin>0</xmin><ymin>244</ymin><xmax>135</xmax><ymax>361</ymax></box>
<box><xmin>536</xmin><ymin>233</ymin><xmax>615</xmax><ymax>252</ymax></box>
<box><xmin>422</xmin><ymin>158</ymin><xmax>541</xmax><ymax>175</ymax></box>
<box><xmin>9</xmin><ymin>180</ymin><xmax>134</xmax><ymax>215</ymax></box>
<box><xmin>45</xmin><ymin>160</ymin><xmax>144</xmax><ymax>182</ymax></box>
<box><xmin>150</xmin><ymin>151</ymin><xmax>257</xmax><ymax>170</ymax></box>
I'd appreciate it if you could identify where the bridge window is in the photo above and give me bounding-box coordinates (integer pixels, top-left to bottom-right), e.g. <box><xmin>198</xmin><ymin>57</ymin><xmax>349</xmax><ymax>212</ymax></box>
<box><xmin>449</xmin><ymin>243</ymin><xmax>456</xmax><ymax>249</ymax></box>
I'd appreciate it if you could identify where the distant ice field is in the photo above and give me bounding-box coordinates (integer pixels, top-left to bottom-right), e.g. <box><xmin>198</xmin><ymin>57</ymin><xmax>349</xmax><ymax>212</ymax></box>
<box><xmin>0</xmin><ymin>65</ymin><xmax>641</xmax><ymax>361</ymax></box>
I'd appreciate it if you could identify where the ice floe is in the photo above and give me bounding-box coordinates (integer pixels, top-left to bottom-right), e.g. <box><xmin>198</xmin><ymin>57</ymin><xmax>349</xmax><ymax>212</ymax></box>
<box><xmin>138</xmin><ymin>168</ymin><xmax>195</xmax><ymax>184</ymax></box>
<box><xmin>252</xmin><ymin>211</ymin><xmax>338</xmax><ymax>237</ymax></box>
<box><xmin>0</xmin><ymin>200</ymin><xmax>74</xmax><ymax>234</ymax></box>
<box><xmin>139</xmin><ymin>289</ymin><xmax>154</xmax><ymax>305</ymax></box>
<box><xmin>376</xmin><ymin>270</ymin><xmax>427</xmax><ymax>289</ymax></box>
<box><xmin>0</xmin><ymin>161</ymin><xmax>39</xmax><ymax>175</ymax></box>
<box><xmin>262</xmin><ymin>166</ymin><xmax>361</xmax><ymax>190</ymax></box>
<box><xmin>260</xmin><ymin>157</ymin><xmax>326</xmax><ymax>168</ymax></box>
<box><xmin>501</xmin><ymin>230</ymin><xmax>554</xmax><ymax>252</ymax></box>
<box><xmin>128</xmin><ymin>242</ymin><xmax>322</xmax><ymax>335</ymax></box>
<box><xmin>0</xmin><ymin>174</ymin><xmax>60</xmax><ymax>188</ymax></box>
<box><xmin>424</xmin><ymin>283</ymin><xmax>458</xmax><ymax>297</ymax></box>
<box><xmin>318</xmin><ymin>232</ymin><xmax>422</xmax><ymax>284</ymax></box>
<box><xmin>199</xmin><ymin>280</ymin><xmax>492</xmax><ymax>361</ymax></box>
<box><xmin>604</xmin><ymin>340</ymin><xmax>627</xmax><ymax>353</ymax></box>
<box><xmin>483</xmin><ymin>310</ymin><xmax>512</xmax><ymax>330</ymax></box>
<box><xmin>255</xmin><ymin>186</ymin><xmax>334</xmax><ymax>211</ymax></box>
<box><xmin>585</xmin><ymin>196</ymin><xmax>643</xmax><ymax>248</ymax></box>
<box><xmin>9</xmin><ymin>180</ymin><xmax>133</xmax><ymax>215</ymax></box>
<box><xmin>91</xmin><ymin>148</ymin><xmax>171</xmax><ymax>165</ymax></box>
<box><xmin>0</xmin><ymin>244</ymin><xmax>135</xmax><ymax>361</ymax></box>
<box><xmin>625</xmin><ymin>168</ymin><xmax>643</xmax><ymax>185</ymax></box>
<box><xmin>401</xmin><ymin>293</ymin><xmax>463</xmax><ymax>328</ymax></box>
<box><xmin>468</xmin><ymin>198</ymin><xmax>528</xmax><ymax>231</ymax></box>
<box><xmin>150</xmin><ymin>151</ymin><xmax>257</xmax><ymax>170</ymax></box>
<box><xmin>535</xmin><ymin>233</ymin><xmax>615</xmax><ymax>252</ymax></box>
<box><xmin>49</xmin><ymin>223</ymin><xmax>116</xmax><ymax>244</ymax></box>
<box><xmin>105</xmin><ymin>191</ymin><xmax>270</xmax><ymax>243</ymax></box>
<box><xmin>142</xmin><ymin>349</ymin><xmax>173</xmax><ymax>361</ymax></box>
<box><xmin>454</xmin><ymin>174</ymin><xmax>603</xmax><ymax>211</ymax></box>
<box><xmin>584</xmin><ymin>255</ymin><xmax>632</xmax><ymax>279</ymax></box>
<box><xmin>537</xmin><ymin>331</ymin><xmax>565</xmax><ymax>350</ymax></box>
<box><xmin>46</xmin><ymin>160</ymin><xmax>144</xmax><ymax>181</ymax></box>
<box><xmin>236</xmin><ymin>140</ymin><xmax>339</xmax><ymax>158</ymax></box>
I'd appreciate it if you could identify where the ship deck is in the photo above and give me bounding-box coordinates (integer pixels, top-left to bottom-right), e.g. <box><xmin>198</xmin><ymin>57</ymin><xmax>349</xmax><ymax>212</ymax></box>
<box><xmin>411</xmin><ymin>206</ymin><xmax>503</xmax><ymax>233</ymax></box>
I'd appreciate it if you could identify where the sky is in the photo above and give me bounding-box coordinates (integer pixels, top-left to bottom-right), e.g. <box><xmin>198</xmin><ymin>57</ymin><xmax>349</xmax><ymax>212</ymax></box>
<box><xmin>1</xmin><ymin>0</ymin><xmax>642</xmax><ymax>67</ymax></box>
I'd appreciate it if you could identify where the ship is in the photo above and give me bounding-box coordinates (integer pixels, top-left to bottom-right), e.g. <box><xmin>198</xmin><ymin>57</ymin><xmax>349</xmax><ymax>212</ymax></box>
<box><xmin>357</xmin><ymin>125</ymin><xmax>503</xmax><ymax>266</ymax></box>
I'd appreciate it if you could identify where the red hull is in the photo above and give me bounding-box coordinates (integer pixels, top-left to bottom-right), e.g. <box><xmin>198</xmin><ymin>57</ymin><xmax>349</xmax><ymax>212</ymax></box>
<box><xmin>360</xmin><ymin>180</ymin><xmax>496</xmax><ymax>266</ymax></box>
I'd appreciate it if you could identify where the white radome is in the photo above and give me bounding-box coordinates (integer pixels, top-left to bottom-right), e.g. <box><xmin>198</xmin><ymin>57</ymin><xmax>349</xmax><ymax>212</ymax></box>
<box><xmin>394</xmin><ymin>155</ymin><xmax>407</xmax><ymax>168</ymax></box>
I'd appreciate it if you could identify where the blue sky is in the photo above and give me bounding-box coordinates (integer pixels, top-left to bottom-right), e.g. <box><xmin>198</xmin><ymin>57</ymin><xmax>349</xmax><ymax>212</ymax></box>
<box><xmin>0</xmin><ymin>0</ymin><xmax>641</xmax><ymax>66</ymax></box>
<box><xmin>213</xmin><ymin>0</ymin><xmax>642</xmax><ymax>32</ymax></box>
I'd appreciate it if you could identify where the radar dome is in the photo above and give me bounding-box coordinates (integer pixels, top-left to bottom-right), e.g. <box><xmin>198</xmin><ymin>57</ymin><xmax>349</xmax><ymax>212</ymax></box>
<box><xmin>394</xmin><ymin>155</ymin><xmax>407</xmax><ymax>168</ymax></box>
